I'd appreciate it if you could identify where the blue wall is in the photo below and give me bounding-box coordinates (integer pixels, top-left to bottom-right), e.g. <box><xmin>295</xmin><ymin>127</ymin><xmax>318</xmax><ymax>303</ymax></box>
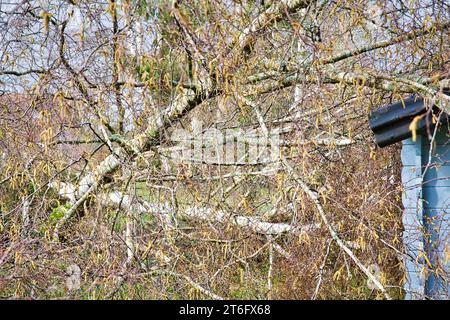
<box><xmin>402</xmin><ymin>125</ymin><xmax>449</xmax><ymax>299</ymax></box>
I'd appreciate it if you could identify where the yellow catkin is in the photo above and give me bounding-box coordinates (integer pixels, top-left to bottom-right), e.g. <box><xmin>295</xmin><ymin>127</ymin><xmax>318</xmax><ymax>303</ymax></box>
<box><xmin>41</xmin><ymin>11</ymin><xmax>52</xmax><ymax>32</ymax></box>
<box><xmin>409</xmin><ymin>115</ymin><xmax>423</xmax><ymax>142</ymax></box>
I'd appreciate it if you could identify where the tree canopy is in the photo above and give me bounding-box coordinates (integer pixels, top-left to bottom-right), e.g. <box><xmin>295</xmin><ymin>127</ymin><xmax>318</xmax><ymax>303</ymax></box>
<box><xmin>0</xmin><ymin>0</ymin><xmax>449</xmax><ymax>299</ymax></box>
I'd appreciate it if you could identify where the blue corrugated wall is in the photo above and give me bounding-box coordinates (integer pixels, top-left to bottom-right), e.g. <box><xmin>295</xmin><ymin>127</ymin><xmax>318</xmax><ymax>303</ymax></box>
<box><xmin>402</xmin><ymin>125</ymin><xmax>449</xmax><ymax>299</ymax></box>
